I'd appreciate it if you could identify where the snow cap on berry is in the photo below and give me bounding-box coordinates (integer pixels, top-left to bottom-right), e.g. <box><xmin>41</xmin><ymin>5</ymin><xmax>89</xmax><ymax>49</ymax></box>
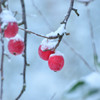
<box><xmin>8</xmin><ymin>34</ymin><xmax>24</xmax><ymax>55</ymax></box>
<box><xmin>10</xmin><ymin>34</ymin><xmax>24</xmax><ymax>41</ymax></box>
<box><xmin>48</xmin><ymin>51</ymin><xmax>64</xmax><ymax>71</ymax></box>
<box><xmin>50</xmin><ymin>51</ymin><xmax>64</xmax><ymax>57</ymax></box>
<box><xmin>41</xmin><ymin>39</ymin><xmax>58</xmax><ymax>51</ymax></box>
<box><xmin>0</xmin><ymin>10</ymin><xmax>17</xmax><ymax>28</ymax></box>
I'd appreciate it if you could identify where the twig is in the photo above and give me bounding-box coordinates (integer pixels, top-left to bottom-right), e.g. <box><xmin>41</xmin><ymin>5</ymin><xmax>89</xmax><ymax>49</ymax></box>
<box><xmin>72</xmin><ymin>8</ymin><xmax>79</xmax><ymax>16</ymax></box>
<box><xmin>4</xmin><ymin>53</ymin><xmax>11</xmax><ymax>59</ymax></box>
<box><xmin>87</xmin><ymin>8</ymin><xmax>100</xmax><ymax>71</ymax></box>
<box><xmin>61</xmin><ymin>0</ymin><xmax>74</xmax><ymax>29</ymax></box>
<box><xmin>63</xmin><ymin>40</ymin><xmax>95</xmax><ymax>72</ymax></box>
<box><xmin>16</xmin><ymin>0</ymin><xmax>28</xmax><ymax>99</ymax></box>
<box><xmin>19</xmin><ymin>27</ymin><xmax>60</xmax><ymax>39</ymax></box>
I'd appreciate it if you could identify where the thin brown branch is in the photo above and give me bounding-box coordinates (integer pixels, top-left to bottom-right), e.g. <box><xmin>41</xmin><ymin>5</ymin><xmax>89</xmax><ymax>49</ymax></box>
<box><xmin>63</xmin><ymin>40</ymin><xmax>95</xmax><ymax>72</ymax></box>
<box><xmin>0</xmin><ymin>4</ymin><xmax>5</xmax><ymax>100</ymax></box>
<box><xmin>0</xmin><ymin>30</ymin><xmax>4</xmax><ymax>100</ymax></box>
<box><xmin>61</xmin><ymin>0</ymin><xmax>74</xmax><ymax>28</ymax></box>
<box><xmin>72</xmin><ymin>8</ymin><xmax>79</xmax><ymax>16</ymax></box>
<box><xmin>19</xmin><ymin>27</ymin><xmax>59</xmax><ymax>39</ymax></box>
<box><xmin>16</xmin><ymin>0</ymin><xmax>28</xmax><ymax>99</ymax></box>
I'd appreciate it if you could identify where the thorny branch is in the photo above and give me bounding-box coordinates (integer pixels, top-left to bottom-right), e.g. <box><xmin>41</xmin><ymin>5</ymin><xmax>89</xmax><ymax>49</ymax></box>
<box><xmin>16</xmin><ymin>0</ymin><xmax>28</xmax><ymax>100</ymax></box>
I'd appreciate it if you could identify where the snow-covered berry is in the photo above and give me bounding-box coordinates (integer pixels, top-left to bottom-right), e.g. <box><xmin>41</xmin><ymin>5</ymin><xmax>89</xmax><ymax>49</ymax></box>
<box><xmin>4</xmin><ymin>22</ymin><xmax>18</xmax><ymax>38</ymax></box>
<box><xmin>38</xmin><ymin>45</ymin><xmax>55</xmax><ymax>61</ymax></box>
<box><xmin>48</xmin><ymin>51</ymin><xmax>64</xmax><ymax>71</ymax></box>
<box><xmin>8</xmin><ymin>39</ymin><xmax>24</xmax><ymax>55</ymax></box>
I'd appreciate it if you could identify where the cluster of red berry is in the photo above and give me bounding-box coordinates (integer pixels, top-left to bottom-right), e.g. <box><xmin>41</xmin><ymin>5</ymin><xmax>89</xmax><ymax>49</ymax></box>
<box><xmin>0</xmin><ymin>10</ymin><xmax>64</xmax><ymax>72</ymax></box>
<box><xmin>38</xmin><ymin>42</ymin><xmax>64</xmax><ymax>72</ymax></box>
<box><xmin>0</xmin><ymin>10</ymin><xmax>24</xmax><ymax>56</ymax></box>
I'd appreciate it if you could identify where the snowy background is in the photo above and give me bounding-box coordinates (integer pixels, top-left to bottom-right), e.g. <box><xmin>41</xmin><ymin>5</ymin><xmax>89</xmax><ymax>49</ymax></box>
<box><xmin>0</xmin><ymin>0</ymin><xmax>100</xmax><ymax>100</ymax></box>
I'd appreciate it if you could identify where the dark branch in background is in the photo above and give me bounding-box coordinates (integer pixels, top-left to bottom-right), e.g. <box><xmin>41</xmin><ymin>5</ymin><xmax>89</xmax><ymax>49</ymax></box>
<box><xmin>50</xmin><ymin>93</ymin><xmax>56</xmax><ymax>100</ymax></box>
<box><xmin>87</xmin><ymin>9</ymin><xmax>100</xmax><ymax>71</ymax></box>
<box><xmin>0</xmin><ymin>3</ymin><xmax>5</xmax><ymax>100</ymax></box>
<box><xmin>16</xmin><ymin>0</ymin><xmax>28</xmax><ymax>99</ymax></box>
<box><xmin>63</xmin><ymin>40</ymin><xmax>95</xmax><ymax>72</ymax></box>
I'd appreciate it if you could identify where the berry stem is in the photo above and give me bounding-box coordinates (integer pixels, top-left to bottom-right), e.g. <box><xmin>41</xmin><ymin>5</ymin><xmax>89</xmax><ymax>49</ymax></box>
<box><xmin>16</xmin><ymin>0</ymin><xmax>28</xmax><ymax>99</ymax></box>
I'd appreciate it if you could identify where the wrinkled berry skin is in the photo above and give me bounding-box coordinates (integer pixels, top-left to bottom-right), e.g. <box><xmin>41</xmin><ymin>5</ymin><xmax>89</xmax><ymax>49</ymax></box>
<box><xmin>38</xmin><ymin>45</ymin><xmax>55</xmax><ymax>61</ymax></box>
<box><xmin>8</xmin><ymin>39</ymin><xmax>24</xmax><ymax>55</ymax></box>
<box><xmin>4</xmin><ymin>22</ymin><xmax>18</xmax><ymax>38</ymax></box>
<box><xmin>48</xmin><ymin>55</ymin><xmax>64</xmax><ymax>71</ymax></box>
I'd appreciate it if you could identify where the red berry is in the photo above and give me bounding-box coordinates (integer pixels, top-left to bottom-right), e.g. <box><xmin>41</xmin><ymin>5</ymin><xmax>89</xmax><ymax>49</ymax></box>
<box><xmin>48</xmin><ymin>54</ymin><xmax>64</xmax><ymax>71</ymax></box>
<box><xmin>38</xmin><ymin>45</ymin><xmax>55</xmax><ymax>61</ymax></box>
<box><xmin>8</xmin><ymin>39</ymin><xmax>24</xmax><ymax>55</ymax></box>
<box><xmin>4</xmin><ymin>22</ymin><xmax>18</xmax><ymax>38</ymax></box>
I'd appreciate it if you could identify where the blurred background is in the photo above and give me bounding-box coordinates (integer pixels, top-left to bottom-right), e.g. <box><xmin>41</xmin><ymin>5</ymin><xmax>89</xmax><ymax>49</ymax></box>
<box><xmin>0</xmin><ymin>0</ymin><xmax>100</xmax><ymax>100</ymax></box>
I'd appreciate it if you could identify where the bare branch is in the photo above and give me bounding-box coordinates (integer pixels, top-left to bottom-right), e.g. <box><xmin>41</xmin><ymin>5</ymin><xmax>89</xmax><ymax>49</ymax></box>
<box><xmin>0</xmin><ymin>4</ymin><xmax>5</xmax><ymax>100</ymax></box>
<box><xmin>72</xmin><ymin>8</ymin><xmax>79</xmax><ymax>16</ymax></box>
<box><xmin>16</xmin><ymin>0</ymin><xmax>28</xmax><ymax>99</ymax></box>
<box><xmin>0</xmin><ymin>30</ymin><xmax>5</xmax><ymax>100</ymax></box>
<box><xmin>19</xmin><ymin>27</ymin><xmax>60</xmax><ymax>39</ymax></box>
<box><xmin>61</xmin><ymin>0</ymin><xmax>74</xmax><ymax>28</ymax></box>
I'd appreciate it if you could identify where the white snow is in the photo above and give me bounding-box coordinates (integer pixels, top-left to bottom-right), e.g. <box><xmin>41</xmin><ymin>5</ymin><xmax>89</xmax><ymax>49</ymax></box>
<box><xmin>41</xmin><ymin>39</ymin><xmax>58</xmax><ymax>51</ymax></box>
<box><xmin>9</xmin><ymin>34</ymin><xmax>24</xmax><ymax>41</ymax></box>
<box><xmin>50</xmin><ymin>51</ymin><xmax>64</xmax><ymax>57</ymax></box>
<box><xmin>46</xmin><ymin>24</ymin><xmax>66</xmax><ymax>37</ymax></box>
<box><xmin>0</xmin><ymin>10</ymin><xmax>17</xmax><ymax>29</ymax></box>
<box><xmin>84</xmin><ymin>72</ymin><xmax>100</xmax><ymax>88</ymax></box>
